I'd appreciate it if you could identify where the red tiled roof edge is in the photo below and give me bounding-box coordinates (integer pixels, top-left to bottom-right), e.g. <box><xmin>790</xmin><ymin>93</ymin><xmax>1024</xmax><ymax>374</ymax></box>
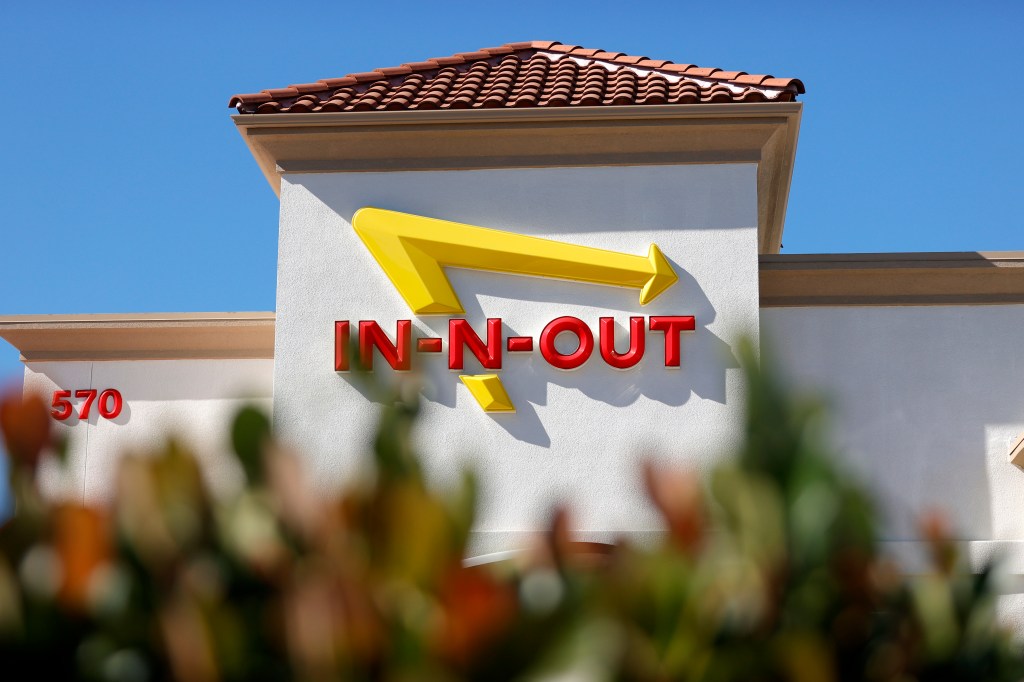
<box><xmin>229</xmin><ymin>41</ymin><xmax>804</xmax><ymax>113</ymax></box>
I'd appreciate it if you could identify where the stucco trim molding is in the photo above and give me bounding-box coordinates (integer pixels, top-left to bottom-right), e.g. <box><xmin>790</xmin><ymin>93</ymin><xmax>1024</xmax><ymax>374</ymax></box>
<box><xmin>760</xmin><ymin>252</ymin><xmax>1024</xmax><ymax>307</ymax></box>
<box><xmin>1011</xmin><ymin>432</ymin><xmax>1024</xmax><ymax>469</ymax></box>
<box><xmin>232</xmin><ymin>103</ymin><xmax>802</xmax><ymax>254</ymax></box>
<box><xmin>0</xmin><ymin>313</ymin><xmax>275</xmax><ymax>361</ymax></box>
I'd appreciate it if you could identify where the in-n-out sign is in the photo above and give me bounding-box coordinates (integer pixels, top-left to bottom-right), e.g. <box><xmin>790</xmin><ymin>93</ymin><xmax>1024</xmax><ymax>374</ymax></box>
<box><xmin>335</xmin><ymin>316</ymin><xmax>695</xmax><ymax>368</ymax></box>
<box><xmin>335</xmin><ymin>208</ymin><xmax>696</xmax><ymax>412</ymax></box>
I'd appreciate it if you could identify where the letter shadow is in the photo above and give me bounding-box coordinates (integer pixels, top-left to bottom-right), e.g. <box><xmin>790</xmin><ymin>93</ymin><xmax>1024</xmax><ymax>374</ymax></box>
<box><xmin>410</xmin><ymin>258</ymin><xmax>740</xmax><ymax>447</ymax></box>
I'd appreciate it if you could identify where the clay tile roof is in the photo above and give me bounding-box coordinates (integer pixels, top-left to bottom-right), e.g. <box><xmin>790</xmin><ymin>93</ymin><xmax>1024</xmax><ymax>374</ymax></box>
<box><xmin>229</xmin><ymin>41</ymin><xmax>804</xmax><ymax>114</ymax></box>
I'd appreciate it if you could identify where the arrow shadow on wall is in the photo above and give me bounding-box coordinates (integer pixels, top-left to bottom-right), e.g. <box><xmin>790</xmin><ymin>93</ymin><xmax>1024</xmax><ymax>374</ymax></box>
<box><xmin>410</xmin><ymin>258</ymin><xmax>740</xmax><ymax>447</ymax></box>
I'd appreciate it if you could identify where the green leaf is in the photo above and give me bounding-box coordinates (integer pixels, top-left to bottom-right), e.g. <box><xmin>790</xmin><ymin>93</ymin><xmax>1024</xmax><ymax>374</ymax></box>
<box><xmin>231</xmin><ymin>407</ymin><xmax>271</xmax><ymax>485</ymax></box>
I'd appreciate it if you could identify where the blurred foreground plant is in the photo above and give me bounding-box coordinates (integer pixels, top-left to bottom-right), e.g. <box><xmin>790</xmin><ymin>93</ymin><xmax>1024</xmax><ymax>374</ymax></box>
<box><xmin>1</xmin><ymin>346</ymin><xmax>1022</xmax><ymax>681</ymax></box>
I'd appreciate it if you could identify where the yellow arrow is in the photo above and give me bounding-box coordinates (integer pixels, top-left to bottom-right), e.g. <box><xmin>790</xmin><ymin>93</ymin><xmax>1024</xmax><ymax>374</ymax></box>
<box><xmin>459</xmin><ymin>375</ymin><xmax>516</xmax><ymax>413</ymax></box>
<box><xmin>352</xmin><ymin>208</ymin><xmax>678</xmax><ymax>315</ymax></box>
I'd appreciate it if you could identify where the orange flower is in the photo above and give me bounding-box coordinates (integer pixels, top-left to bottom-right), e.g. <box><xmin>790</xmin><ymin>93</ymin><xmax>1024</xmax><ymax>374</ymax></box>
<box><xmin>0</xmin><ymin>390</ymin><xmax>51</xmax><ymax>470</ymax></box>
<box><xmin>53</xmin><ymin>504</ymin><xmax>111</xmax><ymax>611</ymax></box>
<box><xmin>435</xmin><ymin>566</ymin><xmax>517</xmax><ymax>667</ymax></box>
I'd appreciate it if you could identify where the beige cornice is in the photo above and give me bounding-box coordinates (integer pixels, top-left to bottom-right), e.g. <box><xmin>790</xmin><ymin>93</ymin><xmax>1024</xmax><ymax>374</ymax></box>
<box><xmin>232</xmin><ymin>103</ymin><xmax>802</xmax><ymax>254</ymax></box>
<box><xmin>760</xmin><ymin>252</ymin><xmax>1024</xmax><ymax>307</ymax></box>
<box><xmin>0</xmin><ymin>313</ymin><xmax>275</xmax><ymax>361</ymax></box>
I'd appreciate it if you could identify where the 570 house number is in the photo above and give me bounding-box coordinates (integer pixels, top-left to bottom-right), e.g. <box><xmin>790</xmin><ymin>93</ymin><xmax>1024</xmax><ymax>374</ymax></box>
<box><xmin>51</xmin><ymin>389</ymin><xmax>123</xmax><ymax>421</ymax></box>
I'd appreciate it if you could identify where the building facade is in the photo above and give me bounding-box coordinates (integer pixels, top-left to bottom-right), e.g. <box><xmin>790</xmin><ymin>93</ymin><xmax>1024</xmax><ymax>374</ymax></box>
<box><xmin>3</xmin><ymin>41</ymin><xmax>1024</xmax><ymax>623</ymax></box>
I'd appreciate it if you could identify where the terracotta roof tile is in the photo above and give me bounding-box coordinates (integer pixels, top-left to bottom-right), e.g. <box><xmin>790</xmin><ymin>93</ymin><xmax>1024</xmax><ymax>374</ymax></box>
<box><xmin>236</xmin><ymin>92</ymin><xmax>273</xmax><ymax>104</ymax></box>
<box><xmin>291</xmin><ymin>82</ymin><xmax>326</xmax><ymax>94</ymax></box>
<box><xmin>264</xmin><ymin>87</ymin><xmax>299</xmax><ymax>98</ymax></box>
<box><xmin>229</xmin><ymin>41</ymin><xmax>804</xmax><ymax>114</ymax></box>
<box><xmin>684</xmin><ymin>67</ymin><xmax>719</xmax><ymax>78</ymax></box>
<box><xmin>320</xmin><ymin>76</ymin><xmax>357</xmax><ymax>88</ymax></box>
<box><xmin>376</xmin><ymin>66</ymin><xmax>413</xmax><ymax>77</ymax></box>
<box><xmin>616</xmin><ymin>55</ymin><xmax>648</xmax><ymax>65</ymax></box>
<box><xmin>762</xmin><ymin>77</ymin><xmax>800</xmax><ymax>89</ymax></box>
<box><xmin>348</xmin><ymin>71</ymin><xmax>383</xmax><ymax>83</ymax></box>
<box><xmin>432</xmin><ymin>56</ymin><xmax>467</xmax><ymax>66</ymax></box>
<box><xmin>734</xmin><ymin>73</ymin><xmax>771</xmax><ymax>85</ymax></box>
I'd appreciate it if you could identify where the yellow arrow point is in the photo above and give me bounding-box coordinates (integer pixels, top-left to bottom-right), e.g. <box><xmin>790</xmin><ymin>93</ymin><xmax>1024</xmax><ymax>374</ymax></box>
<box><xmin>460</xmin><ymin>375</ymin><xmax>516</xmax><ymax>413</ymax></box>
<box><xmin>640</xmin><ymin>244</ymin><xmax>678</xmax><ymax>305</ymax></box>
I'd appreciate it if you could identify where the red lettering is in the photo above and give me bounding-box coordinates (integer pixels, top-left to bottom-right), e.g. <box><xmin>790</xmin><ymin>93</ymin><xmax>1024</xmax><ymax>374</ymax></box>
<box><xmin>599</xmin><ymin>316</ymin><xmax>645</xmax><ymax>369</ymax></box>
<box><xmin>334</xmin><ymin>321</ymin><xmax>350</xmax><ymax>371</ymax></box>
<box><xmin>540</xmin><ymin>316</ymin><xmax>594</xmax><ymax>370</ymax></box>
<box><xmin>449</xmin><ymin>319</ymin><xmax>502</xmax><ymax>370</ymax></box>
<box><xmin>507</xmin><ymin>336</ymin><xmax>534</xmax><ymax>352</ymax></box>
<box><xmin>358</xmin><ymin>320</ymin><xmax>411</xmax><ymax>370</ymax></box>
<box><xmin>50</xmin><ymin>389</ymin><xmax>123</xmax><ymax>422</ymax></box>
<box><xmin>416</xmin><ymin>337</ymin><xmax>443</xmax><ymax>353</ymax></box>
<box><xmin>649</xmin><ymin>316</ymin><xmax>696</xmax><ymax>367</ymax></box>
<box><xmin>98</xmin><ymin>389</ymin><xmax>123</xmax><ymax>419</ymax></box>
<box><xmin>339</xmin><ymin>315</ymin><xmax>694</xmax><ymax>374</ymax></box>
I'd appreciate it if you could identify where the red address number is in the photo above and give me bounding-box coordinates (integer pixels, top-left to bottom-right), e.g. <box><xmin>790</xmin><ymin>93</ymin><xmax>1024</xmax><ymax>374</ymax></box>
<box><xmin>51</xmin><ymin>389</ymin><xmax>123</xmax><ymax>421</ymax></box>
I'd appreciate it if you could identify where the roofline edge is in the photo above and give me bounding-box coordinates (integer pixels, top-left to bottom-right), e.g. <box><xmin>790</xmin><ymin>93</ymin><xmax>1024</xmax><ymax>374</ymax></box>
<box><xmin>0</xmin><ymin>312</ymin><xmax>276</xmax><ymax>363</ymax></box>
<box><xmin>760</xmin><ymin>252</ymin><xmax>1024</xmax><ymax>307</ymax></box>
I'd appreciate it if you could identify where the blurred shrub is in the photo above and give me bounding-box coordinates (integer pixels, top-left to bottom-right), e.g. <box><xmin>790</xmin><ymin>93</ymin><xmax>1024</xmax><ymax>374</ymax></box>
<box><xmin>1</xmin><ymin>346</ymin><xmax>1022</xmax><ymax>681</ymax></box>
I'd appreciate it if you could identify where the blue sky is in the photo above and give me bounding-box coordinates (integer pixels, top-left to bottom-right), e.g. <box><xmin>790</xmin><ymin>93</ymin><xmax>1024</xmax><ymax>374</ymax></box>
<box><xmin>0</xmin><ymin>2</ymin><xmax>1021</xmax><ymax>401</ymax></box>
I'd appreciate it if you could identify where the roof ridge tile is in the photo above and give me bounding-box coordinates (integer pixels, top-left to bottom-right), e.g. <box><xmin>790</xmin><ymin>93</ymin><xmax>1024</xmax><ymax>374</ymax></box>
<box><xmin>228</xmin><ymin>41</ymin><xmax>803</xmax><ymax>113</ymax></box>
<box><xmin>432</xmin><ymin>56</ymin><xmax>466</xmax><ymax>66</ymax></box>
<box><xmin>376</xmin><ymin>66</ymin><xmax>413</xmax><ymax>77</ymax></box>
<box><xmin>320</xmin><ymin>76</ymin><xmax>358</xmax><ymax>88</ymax></box>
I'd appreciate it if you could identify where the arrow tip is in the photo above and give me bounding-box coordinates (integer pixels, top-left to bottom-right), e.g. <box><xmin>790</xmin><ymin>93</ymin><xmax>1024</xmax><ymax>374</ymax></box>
<box><xmin>640</xmin><ymin>244</ymin><xmax>678</xmax><ymax>305</ymax></box>
<box><xmin>460</xmin><ymin>374</ymin><xmax>516</xmax><ymax>413</ymax></box>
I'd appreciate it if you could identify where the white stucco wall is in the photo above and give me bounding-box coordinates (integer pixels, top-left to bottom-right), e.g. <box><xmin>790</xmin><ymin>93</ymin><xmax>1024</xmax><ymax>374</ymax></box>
<box><xmin>273</xmin><ymin>164</ymin><xmax>761</xmax><ymax>552</ymax></box>
<box><xmin>761</xmin><ymin>304</ymin><xmax>1024</xmax><ymax>543</ymax></box>
<box><xmin>23</xmin><ymin>359</ymin><xmax>274</xmax><ymax>503</ymax></box>
<box><xmin>762</xmin><ymin>304</ymin><xmax>1024</xmax><ymax>628</ymax></box>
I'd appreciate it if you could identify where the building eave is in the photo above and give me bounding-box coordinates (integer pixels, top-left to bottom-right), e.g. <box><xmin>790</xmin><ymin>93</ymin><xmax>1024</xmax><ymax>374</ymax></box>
<box><xmin>231</xmin><ymin>102</ymin><xmax>802</xmax><ymax>254</ymax></box>
<box><xmin>0</xmin><ymin>312</ymin><xmax>275</xmax><ymax>362</ymax></box>
<box><xmin>759</xmin><ymin>251</ymin><xmax>1024</xmax><ymax>307</ymax></box>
